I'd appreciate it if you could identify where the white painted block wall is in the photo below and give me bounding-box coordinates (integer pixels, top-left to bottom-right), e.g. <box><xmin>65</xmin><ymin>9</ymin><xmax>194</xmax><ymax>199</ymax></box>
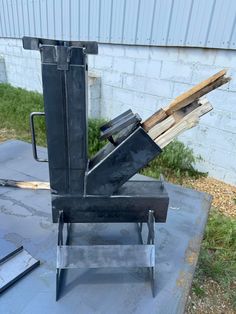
<box><xmin>0</xmin><ymin>38</ymin><xmax>235</xmax><ymax>185</ymax></box>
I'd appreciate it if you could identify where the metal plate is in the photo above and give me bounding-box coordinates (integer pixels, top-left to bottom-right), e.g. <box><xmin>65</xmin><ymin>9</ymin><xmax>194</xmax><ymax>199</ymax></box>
<box><xmin>40</xmin><ymin>45</ymin><xmax>87</xmax><ymax>195</ymax></box>
<box><xmin>87</xmin><ymin>127</ymin><xmax>162</xmax><ymax>195</ymax></box>
<box><xmin>52</xmin><ymin>180</ymin><xmax>169</xmax><ymax>223</ymax></box>
<box><xmin>0</xmin><ymin>246</ymin><xmax>40</xmax><ymax>294</ymax></box>
<box><xmin>100</xmin><ymin>110</ymin><xmax>141</xmax><ymax>140</ymax></box>
<box><xmin>57</xmin><ymin>245</ymin><xmax>155</xmax><ymax>268</ymax></box>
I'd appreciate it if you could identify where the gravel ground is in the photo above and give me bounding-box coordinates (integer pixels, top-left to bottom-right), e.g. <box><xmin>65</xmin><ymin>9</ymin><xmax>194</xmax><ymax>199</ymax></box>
<box><xmin>186</xmin><ymin>279</ymin><xmax>235</xmax><ymax>314</ymax></box>
<box><xmin>182</xmin><ymin>176</ymin><xmax>236</xmax><ymax>218</ymax></box>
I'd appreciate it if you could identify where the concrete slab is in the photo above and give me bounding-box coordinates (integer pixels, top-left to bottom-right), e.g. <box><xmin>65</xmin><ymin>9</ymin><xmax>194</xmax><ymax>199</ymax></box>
<box><xmin>0</xmin><ymin>140</ymin><xmax>212</xmax><ymax>314</ymax></box>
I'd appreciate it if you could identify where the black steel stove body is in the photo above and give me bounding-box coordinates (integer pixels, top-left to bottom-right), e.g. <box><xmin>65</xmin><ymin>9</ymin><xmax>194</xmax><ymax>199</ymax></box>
<box><xmin>23</xmin><ymin>37</ymin><xmax>169</xmax><ymax>300</ymax></box>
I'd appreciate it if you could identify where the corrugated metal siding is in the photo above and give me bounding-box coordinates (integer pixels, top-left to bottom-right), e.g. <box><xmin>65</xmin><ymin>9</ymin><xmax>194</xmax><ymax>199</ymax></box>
<box><xmin>0</xmin><ymin>0</ymin><xmax>236</xmax><ymax>49</ymax></box>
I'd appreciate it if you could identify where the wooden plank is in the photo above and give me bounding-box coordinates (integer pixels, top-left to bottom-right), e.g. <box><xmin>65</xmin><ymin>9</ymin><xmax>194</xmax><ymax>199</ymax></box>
<box><xmin>148</xmin><ymin>115</ymin><xmax>175</xmax><ymax>140</ymax></box>
<box><xmin>165</xmin><ymin>71</ymin><xmax>229</xmax><ymax>115</ymax></box>
<box><xmin>141</xmin><ymin>108</ymin><xmax>167</xmax><ymax>131</ymax></box>
<box><xmin>179</xmin><ymin>98</ymin><xmax>213</xmax><ymax>120</ymax></box>
<box><xmin>141</xmin><ymin>70</ymin><xmax>229</xmax><ymax>131</ymax></box>
<box><xmin>172</xmin><ymin>98</ymin><xmax>209</xmax><ymax>123</ymax></box>
<box><xmin>155</xmin><ymin>117</ymin><xmax>199</xmax><ymax>149</ymax></box>
<box><xmin>0</xmin><ymin>179</ymin><xmax>50</xmax><ymax>190</ymax></box>
<box><xmin>155</xmin><ymin>99</ymin><xmax>213</xmax><ymax>148</ymax></box>
<box><xmin>172</xmin><ymin>100</ymin><xmax>199</xmax><ymax>123</ymax></box>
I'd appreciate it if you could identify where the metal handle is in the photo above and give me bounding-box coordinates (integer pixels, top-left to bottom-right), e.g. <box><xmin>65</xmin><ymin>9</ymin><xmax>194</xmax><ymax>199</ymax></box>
<box><xmin>30</xmin><ymin>112</ymin><xmax>48</xmax><ymax>162</ymax></box>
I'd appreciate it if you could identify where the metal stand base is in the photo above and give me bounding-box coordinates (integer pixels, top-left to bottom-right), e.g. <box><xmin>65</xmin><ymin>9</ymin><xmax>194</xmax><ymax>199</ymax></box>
<box><xmin>56</xmin><ymin>210</ymin><xmax>157</xmax><ymax>301</ymax></box>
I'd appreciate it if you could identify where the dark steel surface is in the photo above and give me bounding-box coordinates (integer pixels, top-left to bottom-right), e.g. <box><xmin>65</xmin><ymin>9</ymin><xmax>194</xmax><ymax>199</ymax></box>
<box><xmin>0</xmin><ymin>141</ymin><xmax>212</xmax><ymax>314</ymax></box>
<box><xmin>87</xmin><ymin>127</ymin><xmax>162</xmax><ymax>195</ymax></box>
<box><xmin>100</xmin><ymin>109</ymin><xmax>133</xmax><ymax>131</ymax></box>
<box><xmin>89</xmin><ymin>122</ymin><xmax>145</xmax><ymax>169</ymax></box>
<box><xmin>52</xmin><ymin>180</ymin><xmax>169</xmax><ymax>223</ymax></box>
<box><xmin>22</xmin><ymin>36</ymin><xmax>98</xmax><ymax>54</ymax></box>
<box><xmin>39</xmin><ymin>43</ymin><xmax>88</xmax><ymax>195</ymax></box>
<box><xmin>89</xmin><ymin>142</ymin><xmax>115</xmax><ymax>170</ymax></box>
<box><xmin>100</xmin><ymin>110</ymin><xmax>141</xmax><ymax>140</ymax></box>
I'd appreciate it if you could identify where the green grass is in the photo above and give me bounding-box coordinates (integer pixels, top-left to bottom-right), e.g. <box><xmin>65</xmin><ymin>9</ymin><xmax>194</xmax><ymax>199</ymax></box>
<box><xmin>0</xmin><ymin>83</ymin><xmax>106</xmax><ymax>155</ymax></box>
<box><xmin>195</xmin><ymin>209</ymin><xmax>236</xmax><ymax>307</ymax></box>
<box><xmin>201</xmin><ymin>210</ymin><xmax>236</xmax><ymax>283</ymax></box>
<box><xmin>0</xmin><ymin>83</ymin><xmax>46</xmax><ymax>145</ymax></box>
<box><xmin>0</xmin><ymin>83</ymin><xmax>235</xmax><ymax>308</ymax></box>
<box><xmin>87</xmin><ymin>118</ymin><xmax>107</xmax><ymax>157</ymax></box>
<box><xmin>141</xmin><ymin>140</ymin><xmax>206</xmax><ymax>181</ymax></box>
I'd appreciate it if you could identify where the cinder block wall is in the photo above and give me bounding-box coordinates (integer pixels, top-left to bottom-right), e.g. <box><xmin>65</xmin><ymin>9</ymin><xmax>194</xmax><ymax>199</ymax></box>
<box><xmin>0</xmin><ymin>39</ymin><xmax>42</xmax><ymax>91</ymax></box>
<box><xmin>0</xmin><ymin>56</ymin><xmax>7</xmax><ymax>83</ymax></box>
<box><xmin>0</xmin><ymin>38</ymin><xmax>235</xmax><ymax>185</ymax></box>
